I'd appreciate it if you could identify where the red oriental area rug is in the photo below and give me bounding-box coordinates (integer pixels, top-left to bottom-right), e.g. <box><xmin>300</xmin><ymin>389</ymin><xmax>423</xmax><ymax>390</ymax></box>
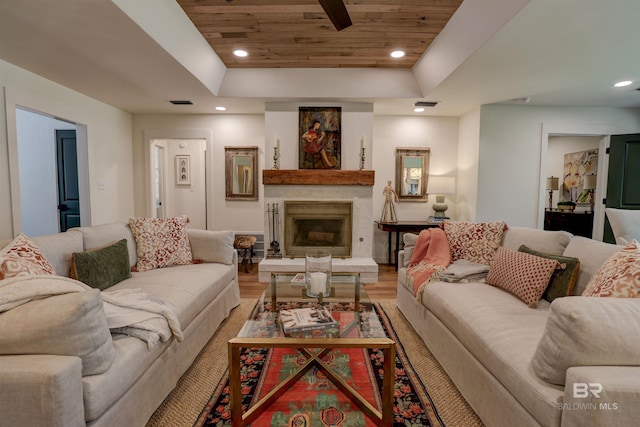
<box><xmin>195</xmin><ymin>303</ymin><xmax>444</xmax><ymax>427</ymax></box>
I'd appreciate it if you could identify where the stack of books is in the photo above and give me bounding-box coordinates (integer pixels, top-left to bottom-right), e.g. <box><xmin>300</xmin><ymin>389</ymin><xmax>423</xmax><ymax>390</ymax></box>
<box><xmin>279</xmin><ymin>307</ymin><xmax>338</xmax><ymax>334</ymax></box>
<box><xmin>428</xmin><ymin>216</ymin><xmax>449</xmax><ymax>223</ymax></box>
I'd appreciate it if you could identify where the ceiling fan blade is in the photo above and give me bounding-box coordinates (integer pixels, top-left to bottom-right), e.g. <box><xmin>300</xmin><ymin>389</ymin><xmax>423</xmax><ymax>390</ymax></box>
<box><xmin>317</xmin><ymin>0</ymin><xmax>352</xmax><ymax>31</ymax></box>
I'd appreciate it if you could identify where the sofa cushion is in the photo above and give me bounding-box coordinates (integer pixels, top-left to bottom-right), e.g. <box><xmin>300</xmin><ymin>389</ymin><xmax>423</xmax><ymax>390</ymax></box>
<box><xmin>605</xmin><ymin>207</ymin><xmax>640</xmax><ymax>245</ymax></box>
<box><xmin>502</xmin><ymin>226</ymin><xmax>572</xmax><ymax>256</ymax></box>
<box><xmin>0</xmin><ymin>289</ymin><xmax>115</xmax><ymax>376</ymax></box>
<box><xmin>0</xmin><ymin>234</ymin><xmax>55</xmax><ymax>279</ymax></box>
<box><xmin>582</xmin><ymin>240</ymin><xmax>640</xmax><ymax>297</ymax></box>
<box><xmin>128</xmin><ymin>216</ymin><xmax>194</xmax><ymax>272</ymax></box>
<box><xmin>420</xmin><ymin>281</ymin><xmax>562</xmax><ymax>427</ymax></box>
<box><xmin>486</xmin><ymin>247</ymin><xmax>560</xmax><ymax>307</ymax></box>
<box><xmin>518</xmin><ymin>245</ymin><xmax>580</xmax><ymax>303</ymax></box>
<box><xmin>188</xmin><ymin>229</ymin><xmax>235</xmax><ymax>265</ymax></box>
<box><xmin>442</xmin><ymin>220</ymin><xmax>507</xmax><ymax>265</ymax></box>
<box><xmin>30</xmin><ymin>230</ymin><xmax>84</xmax><ymax>277</ymax></box>
<box><xmin>531</xmin><ymin>297</ymin><xmax>640</xmax><ymax>385</ymax></box>
<box><xmin>70</xmin><ymin>239</ymin><xmax>132</xmax><ymax>290</ymax></box>
<box><xmin>108</xmin><ymin>262</ymin><xmax>237</xmax><ymax>331</ymax></box>
<box><xmin>562</xmin><ymin>236</ymin><xmax>621</xmax><ymax>295</ymax></box>
<box><xmin>78</xmin><ymin>222</ymin><xmax>137</xmax><ymax>269</ymax></box>
<box><xmin>402</xmin><ymin>233</ymin><xmax>419</xmax><ymax>268</ymax></box>
<box><xmin>82</xmin><ymin>332</ymin><xmax>169</xmax><ymax>421</ymax></box>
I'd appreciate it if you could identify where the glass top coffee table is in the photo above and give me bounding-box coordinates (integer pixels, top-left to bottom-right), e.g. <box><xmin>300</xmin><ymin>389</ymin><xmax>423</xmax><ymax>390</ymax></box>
<box><xmin>228</xmin><ymin>273</ymin><xmax>396</xmax><ymax>426</ymax></box>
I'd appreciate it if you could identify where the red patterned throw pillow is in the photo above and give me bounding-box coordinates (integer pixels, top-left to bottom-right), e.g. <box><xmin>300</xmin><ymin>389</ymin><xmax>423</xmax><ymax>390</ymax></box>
<box><xmin>486</xmin><ymin>247</ymin><xmax>560</xmax><ymax>307</ymax></box>
<box><xmin>0</xmin><ymin>233</ymin><xmax>56</xmax><ymax>279</ymax></box>
<box><xmin>582</xmin><ymin>240</ymin><xmax>640</xmax><ymax>297</ymax></box>
<box><xmin>442</xmin><ymin>220</ymin><xmax>507</xmax><ymax>266</ymax></box>
<box><xmin>128</xmin><ymin>216</ymin><xmax>194</xmax><ymax>272</ymax></box>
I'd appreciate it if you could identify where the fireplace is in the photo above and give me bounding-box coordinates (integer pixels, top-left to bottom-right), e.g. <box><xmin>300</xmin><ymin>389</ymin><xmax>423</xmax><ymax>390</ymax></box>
<box><xmin>283</xmin><ymin>201</ymin><xmax>352</xmax><ymax>258</ymax></box>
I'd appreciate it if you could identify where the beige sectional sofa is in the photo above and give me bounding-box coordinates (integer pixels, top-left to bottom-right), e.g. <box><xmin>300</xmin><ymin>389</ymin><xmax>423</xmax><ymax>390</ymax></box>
<box><xmin>397</xmin><ymin>226</ymin><xmax>640</xmax><ymax>427</ymax></box>
<box><xmin>0</xmin><ymin>222</ymin><xmax>240</xmax><ymax>427</ymax></box>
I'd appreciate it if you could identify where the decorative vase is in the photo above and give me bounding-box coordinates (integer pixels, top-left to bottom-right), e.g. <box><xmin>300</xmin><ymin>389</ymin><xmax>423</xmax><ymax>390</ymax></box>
<box><xmin>305</xmin><ymin>249</ymin><xmax>332</xmax><ymax>298</ymax></box>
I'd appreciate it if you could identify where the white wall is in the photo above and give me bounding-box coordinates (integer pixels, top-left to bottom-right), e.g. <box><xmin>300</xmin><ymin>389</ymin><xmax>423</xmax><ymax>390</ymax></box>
<box><xmin>457</xmin><ymin>108</ymin><xmax>481</xmax><ymax>221</ymax></box>
<box><xmin>372</xmin><ymin>115</ymin><xmax>459</xmax><ymax>261</ymax></box>
<box><xmin>161</xmin><ymin>139</ymin><xmax>207</xmax><ymax>229</ymax></box>
<box><xmin>132</xmin><ymin>114</ymin><xmax>265</xmax><ymax>232</ymax></box>
<box><xmin>16</xmin><ymin>109</ymin><xmax>76</xmax><ymax>236</ymax></box>
<box><xmin>0</xmin><ymin>59</ymin><xmax>134</xmax><ymax>240</ymax></box>
<box><xmin>475</xmin><ymin>105</ymin><xmax>640</xmax><ymax>229</ymax></box>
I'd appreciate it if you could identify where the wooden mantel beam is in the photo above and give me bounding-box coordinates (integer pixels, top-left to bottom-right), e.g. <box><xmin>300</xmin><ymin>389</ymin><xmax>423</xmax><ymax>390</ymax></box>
<box><xmin>263</xmin><ymin>170</ymin><xmax>375</xmax><ymax>186</ymax></box>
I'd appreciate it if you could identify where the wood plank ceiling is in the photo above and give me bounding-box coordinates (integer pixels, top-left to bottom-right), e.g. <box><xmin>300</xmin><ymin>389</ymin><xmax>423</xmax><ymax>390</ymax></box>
<box><xmin>177</xmin><ymin>0</ymin><xmax>463</xmax><ymax>68</ymax></box>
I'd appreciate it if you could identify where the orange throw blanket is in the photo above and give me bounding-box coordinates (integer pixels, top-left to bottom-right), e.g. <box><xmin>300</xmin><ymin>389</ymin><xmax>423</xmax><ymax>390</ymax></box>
<box><xmin>407</xmin><ymin>228</ymin><xmax>451</xmax><ymax>299</ymax></box>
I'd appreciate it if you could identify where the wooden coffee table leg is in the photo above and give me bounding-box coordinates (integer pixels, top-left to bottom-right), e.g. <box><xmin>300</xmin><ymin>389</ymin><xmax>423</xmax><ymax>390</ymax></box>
<box><xmin>228</xmin><ymin>341</ymin><xmax>243</xmax><ymax>426</ymax></box>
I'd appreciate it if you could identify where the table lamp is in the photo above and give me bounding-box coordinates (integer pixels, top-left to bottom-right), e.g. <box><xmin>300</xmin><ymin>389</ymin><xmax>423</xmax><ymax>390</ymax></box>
<box><xmin>546</xmin><ymin>176</ymin><xmax>559</xmax><ymax>209</ymax></box>
<box><xmin>583</xmin><ymin>175</ymin><xmax>597</xmax><ymax>212</ymax></box>
<box><xmin>428</xmin><ymin>176</ymin><xmax>456</xmax><ymax>219</ymax></box>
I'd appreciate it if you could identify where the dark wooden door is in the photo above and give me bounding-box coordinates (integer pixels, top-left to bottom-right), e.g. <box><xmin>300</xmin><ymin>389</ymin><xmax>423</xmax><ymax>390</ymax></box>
<box><xmin>603</xmin><ymin>133</ymin><xmax>640</xmax><ymax>243</ymax></box>
<box><xmin>56</xmin><ymin>130</ymin><xmax>80</xmax><ymax>232</ymax></box>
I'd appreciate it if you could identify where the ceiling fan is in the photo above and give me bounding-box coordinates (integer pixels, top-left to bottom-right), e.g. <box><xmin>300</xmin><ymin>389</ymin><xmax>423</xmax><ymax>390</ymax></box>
<box><xmin>317</xmin><ymin>0</ymin><xmax>352</xmax><ymax>31</ymax></box>
<box><xmin>224</xmin><ymin>0</ymin><xmax>352</xmax><ymax>32</ymax></box>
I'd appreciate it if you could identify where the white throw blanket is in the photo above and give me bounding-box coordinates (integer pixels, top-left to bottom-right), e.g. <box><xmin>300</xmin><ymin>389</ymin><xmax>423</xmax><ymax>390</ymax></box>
<box><xmin>440</xmin><ymin>259</ymin><xmax>490</xmax><ymax>283</ymax></box>
<box><xmin>0</xmin><ymin>275</ymin><xmax>182</xmax><ymax>348</ymax></box>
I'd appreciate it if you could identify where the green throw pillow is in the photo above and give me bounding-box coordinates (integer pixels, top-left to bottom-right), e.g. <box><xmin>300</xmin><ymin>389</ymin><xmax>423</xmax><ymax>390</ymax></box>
<box><xmin>518</xmin><ymin>244</ymin><xmax>580</xmax><ymax>303</ymax></box>
<box><xmin>70</xmin><ymin>239</ymin><xmax>131</xmax><ymax>290</ymax></box>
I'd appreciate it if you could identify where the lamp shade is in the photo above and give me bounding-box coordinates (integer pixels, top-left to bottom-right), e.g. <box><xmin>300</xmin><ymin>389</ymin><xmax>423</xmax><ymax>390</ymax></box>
<box><xmin>428</xmin><ymin>176</ymin><xmax>456</xmax><ymax>194</ymax></box>
<box><xmin>546</xmin><ymin>176</ymin><xmax>559</xmax><ymax>191</ymax></box>
<box><xmin>583</xmin><ymin>175</ymin><xmax>597</xmax><ymax>190</ymax></box>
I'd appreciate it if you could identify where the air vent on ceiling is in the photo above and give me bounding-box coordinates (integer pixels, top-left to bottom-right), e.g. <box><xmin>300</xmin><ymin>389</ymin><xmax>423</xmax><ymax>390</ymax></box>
<box><xmin>170</xmin><ymin>100</ymin><xmax>193</xmax><ymax>105</ymax></box>
<box><xmin>414</xmin><ymin>101</ymin><xmax>439</xmax><ymax>107</ymax></box>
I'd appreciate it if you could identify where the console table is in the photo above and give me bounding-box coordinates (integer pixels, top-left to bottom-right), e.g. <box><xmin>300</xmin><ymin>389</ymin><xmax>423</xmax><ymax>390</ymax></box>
<box><xmin>375</xmin><ymin>221</ymin><xmax>441</xmax><ymax>270</ymax></box>
<box><xmin>543</xmin><ymin>210</ymin><xmax>594</xmax><ymax>238</ymax></box>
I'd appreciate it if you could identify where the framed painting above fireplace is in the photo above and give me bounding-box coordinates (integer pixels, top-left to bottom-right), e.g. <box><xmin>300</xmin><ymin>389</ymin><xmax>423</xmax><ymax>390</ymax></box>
<box><xmin>299</xmin><ymin>106</ymin><xmax>341</xmax><ymax>170</ymax></box>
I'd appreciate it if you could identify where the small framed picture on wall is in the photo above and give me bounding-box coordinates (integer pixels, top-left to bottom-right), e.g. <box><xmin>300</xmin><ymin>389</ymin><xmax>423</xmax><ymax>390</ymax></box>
<box><xmin>175</xmin><ymin>155</ymin><xmax>190</xmax><ymax>185</ymax></box>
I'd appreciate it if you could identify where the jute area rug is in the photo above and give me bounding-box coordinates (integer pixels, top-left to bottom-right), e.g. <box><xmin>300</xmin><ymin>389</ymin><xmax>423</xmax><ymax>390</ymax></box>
<box><xmin>146</xmin><ymin>299</ymin><xmax>483</xmax><ymax>427</ymax></box>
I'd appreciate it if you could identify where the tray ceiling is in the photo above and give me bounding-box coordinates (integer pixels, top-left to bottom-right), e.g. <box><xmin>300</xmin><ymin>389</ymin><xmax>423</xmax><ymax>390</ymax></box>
<box><xmin>177</xmin><ymin>0</ymin><xmax>463</xmax><ymax>68</ymax></box>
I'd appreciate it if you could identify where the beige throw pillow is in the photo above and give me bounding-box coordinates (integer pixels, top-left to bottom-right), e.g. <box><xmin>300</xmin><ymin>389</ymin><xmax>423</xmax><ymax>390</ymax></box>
<box><xmin>0</xmin><ymin>289</ymin><xmax>115</xmax><ymax>376</ymax></box>
<box><xmin>532</xmin><ymin>296</ymin><xmax>640</xmax><ymax>385</ymax></box>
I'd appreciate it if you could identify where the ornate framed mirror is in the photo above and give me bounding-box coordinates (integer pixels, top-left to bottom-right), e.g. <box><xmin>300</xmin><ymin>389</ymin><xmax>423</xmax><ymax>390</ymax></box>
<box><xmin>395</xmin><ymin>147</ymin><xmax>430</xmax><ymax>202</ymax></box>
<box><xmin>225</xmin><ymin>146</ymin><xmax>258</xmax><ymax>200</ymax></box>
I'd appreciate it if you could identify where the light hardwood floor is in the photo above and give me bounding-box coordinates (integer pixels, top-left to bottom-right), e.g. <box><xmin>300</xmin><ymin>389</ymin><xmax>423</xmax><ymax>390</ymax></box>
<box><xmin>237</xmin><ymin>262</ymin><xmax>398</xmax><ymax>300</ymax></box>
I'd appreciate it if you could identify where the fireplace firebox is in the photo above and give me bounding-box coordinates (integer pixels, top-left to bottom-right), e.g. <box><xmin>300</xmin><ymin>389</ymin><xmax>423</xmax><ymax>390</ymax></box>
<box><xmin>283</xmin><ymin>201</ymin><xmax>352</xmax><ymax>258</ymax></box>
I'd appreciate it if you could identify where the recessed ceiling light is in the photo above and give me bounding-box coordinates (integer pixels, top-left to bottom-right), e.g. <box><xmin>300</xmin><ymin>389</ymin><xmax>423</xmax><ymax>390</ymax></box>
<box><xmin>215</xmin><ymin>106</ymin><xmax>226</xmax><ymax>111</ymax></box>
<box><xmin>614</xmin><ymin>80</ymin><xmax>633</xmax><ymax>88</ymax></box>
<box><xmin>233</xmin><ymin>49</ymin><xmax>248</xmax><ymax>58</ymax></box>
<box><xmin>414</xmin><ymin>107</ymin><xmax>425</xmax><ymax>113</ymax></box>
<box><xmin>390</xmin><ymin>50</ymin><xmax>405</xmax><ymax>58</ymax></box>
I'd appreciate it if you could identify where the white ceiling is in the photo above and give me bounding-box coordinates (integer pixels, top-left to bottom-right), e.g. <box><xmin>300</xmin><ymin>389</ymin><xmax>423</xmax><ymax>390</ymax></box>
<box><xmin>1</xmin><ymin>0</ymin><xmax>639</xmax><ymax>116</ymax></box>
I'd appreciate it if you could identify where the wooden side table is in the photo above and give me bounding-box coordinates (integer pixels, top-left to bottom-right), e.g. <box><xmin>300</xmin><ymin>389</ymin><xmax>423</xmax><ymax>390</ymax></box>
<box><xmin>234</xmin><ymin>235</ymin><xmax>257</xmax><ymax>273</ymax></box>
<box><xmin>375</xmin><ymin>221</ymin><xmax>441</xmax><ymax>270</ymax></box>
<box><xmin>543</xmin><ymin>210</ymin><xmax>594</xmax><ymax>238</ymax></box>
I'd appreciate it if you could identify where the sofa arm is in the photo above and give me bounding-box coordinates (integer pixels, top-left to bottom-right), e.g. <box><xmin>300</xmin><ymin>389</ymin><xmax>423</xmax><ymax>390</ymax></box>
<box><xmin>0</xmin><ymin>355</ymin><xmax>85</xmax><ymax>427</ymax></box>
<box><xmin>398</xmin><ymin>250</ymin><xmax>405</xmax><ymax>268</ymax></box>
<box><xmin>560</xmin><ymin>366</ymin><xmax>640</xmax><ymax>427</ymax></box>
<box><xmin>188</xmin><ymin>229</ymin><xmax>235</xmax><ymax>265</ymax></box>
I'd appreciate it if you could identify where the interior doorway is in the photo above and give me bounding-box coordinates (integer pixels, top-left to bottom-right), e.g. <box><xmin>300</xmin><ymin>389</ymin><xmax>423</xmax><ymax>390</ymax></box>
<box><xmin>55</xmin><ymin>129</ymin><xmax>81</xmax><ymax>231</ymax></box>
<box><xmin>15</xmin><ymin>108</ymin><xmax>82</xmax><ymax>236</ymax></box>
<box><xmin>540</xmin><ymin>129</ymin><xmax>610</xmax><ymax>241</ymax></box>
<box><xmin>149</xmin><ymin>138</ymin><xmax>207</xmax><ymax>229</ymax></box>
